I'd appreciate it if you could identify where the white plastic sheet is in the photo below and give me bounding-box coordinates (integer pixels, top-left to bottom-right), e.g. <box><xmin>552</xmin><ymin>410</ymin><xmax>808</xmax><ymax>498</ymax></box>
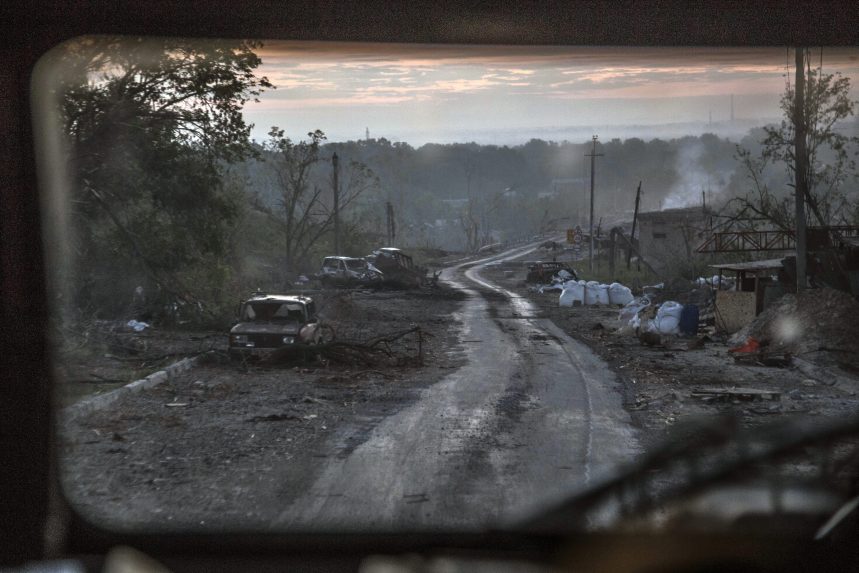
<box><xmin>619</xmin><ymin>296</ymin><xmax>650</xmax><ymax>324</ymax></box>
<box><xmin>127</xmin><ymin>319</ymin><xmax>150</xmax><ymax>332</ymax></box>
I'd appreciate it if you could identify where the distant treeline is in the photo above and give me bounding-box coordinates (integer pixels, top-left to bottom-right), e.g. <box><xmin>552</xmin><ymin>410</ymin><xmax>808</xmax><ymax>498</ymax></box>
<box><xmin>233</xmin><ymin>127</ymin><xmax>859</xmax><ymax>253</ymax></box>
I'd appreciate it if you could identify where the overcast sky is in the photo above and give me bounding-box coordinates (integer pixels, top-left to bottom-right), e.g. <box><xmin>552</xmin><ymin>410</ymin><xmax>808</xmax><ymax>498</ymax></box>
<box><xmin>243</xmin><ymin>43</ymin><xmax>859</xmax><ymax>146</ymax></box>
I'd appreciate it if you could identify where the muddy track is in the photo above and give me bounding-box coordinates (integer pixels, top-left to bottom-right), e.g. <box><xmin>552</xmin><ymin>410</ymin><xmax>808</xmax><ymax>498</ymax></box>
<box><xmin>59</xmin><ymin>243</ymin><xmax>640</xmax><ymax>532</ymax></box>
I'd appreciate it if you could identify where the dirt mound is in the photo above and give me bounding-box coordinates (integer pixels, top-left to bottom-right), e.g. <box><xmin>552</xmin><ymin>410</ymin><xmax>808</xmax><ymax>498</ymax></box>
<box><xmin>729</xmin><ymin>288</ymin><xmax>859</xmax><ymax>368</ymax></box>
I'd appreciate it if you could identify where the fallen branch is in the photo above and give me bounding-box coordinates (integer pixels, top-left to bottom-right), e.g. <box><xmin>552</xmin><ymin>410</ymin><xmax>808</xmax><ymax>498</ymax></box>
<box><xmin>265</xmin><ymin>326</ymin><xmax>428</xmax><ymax>367</ymax></box>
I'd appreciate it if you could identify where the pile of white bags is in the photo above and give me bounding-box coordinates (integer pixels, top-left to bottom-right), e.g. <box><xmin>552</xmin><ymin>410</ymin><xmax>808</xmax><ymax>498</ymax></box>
<box><xmin>644</xmin><ymin>300</ymin><xmax>684</xmax><ymax>334</ymax></box>
<box><xmin>618</xmin><ymin>297</ymin><xmax>684</xmax><ymax>335</ymax></box>
<box><xmin>559</xmin><ymin>280</ymin><xmax>635</xmax><ymax>307</ymax></box>
<box><xmin>694</xmin><ymin>274</ymin><xmax>735</xmax><ymax>290</ymax></box>
<box><xmin>608</xmin><ymin>282</ymin><xmax>634</xmax><ymax>305</ymax></box>
<box><xmin>583</xmin><ymin>281</ymin><xmax>609</xmax><ymax>305</ymax></box>
<box><xmin>559</xmin><ymin>281</ymin><xmax>586</xmax><ymax>307</ymax></box>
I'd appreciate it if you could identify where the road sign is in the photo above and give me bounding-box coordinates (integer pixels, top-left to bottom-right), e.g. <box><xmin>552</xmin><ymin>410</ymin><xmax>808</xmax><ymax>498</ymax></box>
<box><xmin>567</xmin><ymin>226</ymin><xmax>584</xmax><ymax>245</ymax></box>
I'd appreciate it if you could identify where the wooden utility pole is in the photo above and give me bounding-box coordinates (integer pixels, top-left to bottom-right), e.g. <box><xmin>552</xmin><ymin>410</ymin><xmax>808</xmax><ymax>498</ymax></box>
<box><xmin>386</xmin><ymin>201</ymin><xmax>396</xmax><ymax>245</ymax></box>
<box><xmin>794</xmin><ymin>48</ymin><xmax>808</xmax><ymax>291</ymax></box>
<box><xmin>585</xmin><ymin>135</ymin><xmax>603</xmax><ymax>272</ymax></box>
<box><xmin>332</xmin><ymin>152</ymin><xmax>340</xmax><ymax>254</ymax></box>
<box><xmin>627</xmin><ymin>181</ymin><xmax>641</xmax><ymax>270</ymax></box>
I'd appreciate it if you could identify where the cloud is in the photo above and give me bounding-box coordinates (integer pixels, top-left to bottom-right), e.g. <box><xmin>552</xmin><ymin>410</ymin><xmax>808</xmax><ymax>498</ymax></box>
<box><xmin>356</xmin><ymin>77</ymin><xmax>501</xmax><ymax>97</ymax></box>
<box><xmin>247</xmin><ymin>42</ymin><xmax>859</xmax><ymax>132</ymax></box>
<box><xmin>248</xmin><ymin>95</ymin><xmax>429</xmax><ymax>109</ymax></box>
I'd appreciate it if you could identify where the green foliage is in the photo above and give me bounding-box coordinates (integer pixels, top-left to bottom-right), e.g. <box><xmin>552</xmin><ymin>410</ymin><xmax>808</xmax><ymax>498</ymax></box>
<box><xmin>729</xmin><ymin>53</ymin><xmax>859</xmax><ymax>228</ymax></box>
<box><xmin>56</xmin><ymin>37</ymin><xmax>272</xmax><ymax>322</ymax></box>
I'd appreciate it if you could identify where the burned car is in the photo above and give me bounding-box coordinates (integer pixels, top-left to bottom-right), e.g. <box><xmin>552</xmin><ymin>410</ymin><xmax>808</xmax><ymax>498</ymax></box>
<box><xmin>525</xmin><ymin>260</ymin><xmax>577</xmax><ymax>284</ymax></box>
<box><xmin>228</xmin><ymin>293</ymin><xmax>321</xmax><ymax>359</ymax></box>
<box><xmin>317</xmin><ymin>256</ymin><xmax>382</xmax><ymax>287</ymax></box>
<box><xmin>368</xmin><ymin>247</ymin><xmax>426</xmax><ymax>288</ymax></box>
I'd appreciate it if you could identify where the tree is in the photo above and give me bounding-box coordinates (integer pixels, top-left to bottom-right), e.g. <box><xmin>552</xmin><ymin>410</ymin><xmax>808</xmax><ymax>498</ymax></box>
<box><xmin>729</xmin><ymin>50</ymin><xmax>858</xmax><ymax>230</ymax></box>
<box><xmin>258</xmin><ymin>128</ymin><xmax>378</xmax><ymax>274</ymax></box>
<box><xmin>56</xmin><ymin>36</ymin><xmax>272</xmax><ymax>318</ymax></box>
<box><xmin>457</xmin><ymin>151</ymin><xmax>480</xmax><ymax>252</ymax></box>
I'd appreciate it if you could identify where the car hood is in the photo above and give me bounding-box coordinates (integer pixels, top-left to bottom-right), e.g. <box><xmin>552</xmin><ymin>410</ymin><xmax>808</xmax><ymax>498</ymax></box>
<box><xmin>230</xmin><ymin>321</ymin><xmax>301</xmax><ymax>335</ymax></box>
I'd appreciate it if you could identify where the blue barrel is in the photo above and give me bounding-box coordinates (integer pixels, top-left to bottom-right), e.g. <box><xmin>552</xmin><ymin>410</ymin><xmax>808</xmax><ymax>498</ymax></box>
<box><xmin>679</xmin><ymin>304</ymin><xmax>700</xmax><ymax>336</ymax></box>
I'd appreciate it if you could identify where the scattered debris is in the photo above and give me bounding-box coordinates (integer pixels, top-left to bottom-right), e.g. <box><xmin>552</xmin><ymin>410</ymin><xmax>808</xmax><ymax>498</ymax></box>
<box><xmin>729</xmin><ymin>337</ymin><xmax>760</xmax><ymax>354</ymax></box>
<box><xmin>266</xmin><ymin>326</ymin><xmax>429</xmax><ymax>367</ymax></box>
<box><xmin>686</xmin><ymin>336</ymin><xmax>709</xmax><ymax>351</ymax></box>
<box><xmin>126</xmin><ymin>319</ymin><xmax>150</xmax><ymax>332</ymax></box>
<box><xmin>691</xmin><ymin>387</ymin><xmax>781</xmax><ymax>403</ymax></box>
<box><xmin>638</xmin><ymin>331</ymin><xmax>663</xmax><ymax>347</ymax></box>
<box><xmin>526</xmin><ymin>261</ymin><xmax>577</xmax><ymax>284</ymax></box>
<box><xmin>728</xmin><ymin>288</ymin><xmax>859</xmax><ymax>369</ymax></box>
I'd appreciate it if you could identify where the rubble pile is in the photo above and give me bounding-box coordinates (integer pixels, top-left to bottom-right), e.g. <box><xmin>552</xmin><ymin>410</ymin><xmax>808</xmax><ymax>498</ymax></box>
<box><xmin>730</xmin><ymin>288</ymin><xmax>859</xmax><ymax>369</ymax></box>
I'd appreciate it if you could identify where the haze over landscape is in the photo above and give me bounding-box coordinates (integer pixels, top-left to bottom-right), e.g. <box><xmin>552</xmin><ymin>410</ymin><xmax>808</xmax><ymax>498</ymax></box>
<box><xmin>245</xmin><ymin>44</ymin><xmax>859</xmax><ymax>145</ymax></box>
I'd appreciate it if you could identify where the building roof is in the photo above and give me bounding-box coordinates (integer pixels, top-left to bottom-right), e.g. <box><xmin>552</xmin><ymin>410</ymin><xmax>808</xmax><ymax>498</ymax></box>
<box><xmin>709</xmin><ymin>258</ymin><xmax>786</xmax><ymax>272</ymax></box>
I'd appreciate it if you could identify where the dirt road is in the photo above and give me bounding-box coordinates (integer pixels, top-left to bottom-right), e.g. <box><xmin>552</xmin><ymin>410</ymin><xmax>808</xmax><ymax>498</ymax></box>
<box><xmin>60</xmin><ymin>242</ymin><xmax>640</xmax><ymax>532</ymax></box>
<box><xmin>274</xmin><ymin>244</ymin><xmax>640</xmax><ymax>531</ymax></box>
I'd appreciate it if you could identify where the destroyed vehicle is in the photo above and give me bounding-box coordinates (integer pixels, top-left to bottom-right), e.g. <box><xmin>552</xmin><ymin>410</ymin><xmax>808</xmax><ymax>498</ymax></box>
<box><xmin>525</xmin><ymin>261</ymin><xmax>577</xmax><ymax>284</ymax></box>
<box><xmin>229</xmin><ymin>293</ymin><xmax>321</xmax><ymax>359</ymax></box>
<box><xmin>317</xmin><ymin>256</ymin><xmax>382</xmax><ymax>287</ymax></box>
<box><xmin>368</xmin><ymin>247</ymin><xmax>426</xmax><ymax>287</ymax></box>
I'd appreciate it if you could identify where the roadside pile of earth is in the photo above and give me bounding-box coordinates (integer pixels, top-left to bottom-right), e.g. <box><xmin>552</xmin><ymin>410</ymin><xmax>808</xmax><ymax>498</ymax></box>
<box><xmin>729</xmin><ymin>288</ymin><xmax>859</xmax><ymax>371</ymax></box>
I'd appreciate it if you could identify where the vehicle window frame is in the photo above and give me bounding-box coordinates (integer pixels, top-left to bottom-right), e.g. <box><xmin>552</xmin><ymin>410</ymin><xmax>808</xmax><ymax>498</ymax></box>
<box><xmin>6</xmin><ymin>0</ymin><xmax>858</xmax><ymax>567</ymax></box>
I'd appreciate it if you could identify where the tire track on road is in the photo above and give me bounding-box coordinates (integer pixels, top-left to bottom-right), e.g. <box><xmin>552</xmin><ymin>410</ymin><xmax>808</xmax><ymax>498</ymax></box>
<box><xmin>273</xmin><ymin>241</ymin><xmax>638</xmax><ymax>531</ymax></box>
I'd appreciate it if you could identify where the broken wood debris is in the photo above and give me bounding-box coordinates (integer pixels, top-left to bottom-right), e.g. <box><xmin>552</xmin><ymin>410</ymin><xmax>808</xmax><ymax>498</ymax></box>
<box><xmin>265</xmin><ymin>326</ymin><xmax>430</xmax><ymax>367</ymax></box>
<box><xmin>731</xmin><ymin>351</ymin><xmax>792</xmax><ymax>367</ymax></box>
<box><xmin>691</xmin><ymin>387</ymin><xmax>781</xmax><ymax>403</ymax></box>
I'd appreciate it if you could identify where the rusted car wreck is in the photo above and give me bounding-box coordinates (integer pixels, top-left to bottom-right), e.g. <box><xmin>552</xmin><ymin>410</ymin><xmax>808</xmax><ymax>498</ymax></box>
<box><xmin>367</xmin><ymin>247</ymin><xmax>427</xmax><ymax>288</ymax></box>
<box><xmin>228</xmin><ymin>293</ymin><xmax>321</xmax><ymax>359</ymax></box>
<box><xmin>317</xmin><ymin>256</ymin><xmax>382</xmax><ymax>287</ymax></box>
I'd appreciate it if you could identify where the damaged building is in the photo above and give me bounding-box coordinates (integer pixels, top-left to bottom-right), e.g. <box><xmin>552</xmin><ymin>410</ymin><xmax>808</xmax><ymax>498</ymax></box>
<box><xmin>637</xmin><ymin>206</ymin><xmax>713</xmax><ymax>271</ymax></box>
